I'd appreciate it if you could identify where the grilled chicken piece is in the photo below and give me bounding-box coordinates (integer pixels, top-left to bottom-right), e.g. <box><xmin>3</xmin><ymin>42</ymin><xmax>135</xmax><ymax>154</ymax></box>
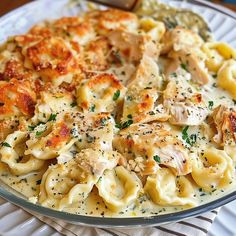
<box><xmin>122</xmin><ymin>55</ymin><xmax>169</xmax><ymax>123</ymax></box>
<box><xmin>113</xmin><ymin>123</ymin><xmax>192</xmax><ymax>175</ymax></box>
<box><xmin>108</xmin><ymin>30</ymin><xmax>160</xmax><ymax>63</ymax></box>
<box><xmin>209</xmin><ymin>105</ymin><xmax>236</xmax><ymax>146</ymax></box>
<box><xmin>163</xmin><ymin>70</ymin><xmax>208</xmax><ymax>126</ymax></box>
<box><xmin>160</xmin><ymin>26</ymin><xmax>203</xmax><ymax>55</ymax></box>
<box><xmin>168</xmin><ymin>49</ymin><xmax>209</xmax><ymax>85</ymax></box>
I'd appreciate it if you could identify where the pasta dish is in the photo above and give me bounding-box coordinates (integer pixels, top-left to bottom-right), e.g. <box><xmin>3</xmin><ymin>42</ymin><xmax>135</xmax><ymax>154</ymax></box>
<box><xmin>0</xmin><ymin>2</ymin><xmax>236</xmax><ymax>217</ymax></box>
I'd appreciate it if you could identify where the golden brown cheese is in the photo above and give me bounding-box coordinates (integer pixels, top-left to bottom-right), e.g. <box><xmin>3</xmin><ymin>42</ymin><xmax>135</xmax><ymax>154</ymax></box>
<box><xmin>85</xmin><ymin>9</ymin><xmax>139</xmax><ymax>34</ymax></box>
<box><xmin>0</xmin><ymin>79</ymin><xmax>36</xmax><ymax>119</ymax></box>
<box><xmin>23</xmin><ymin>37</ymin><xmax>81</xmax><ymax>86</ymax></box>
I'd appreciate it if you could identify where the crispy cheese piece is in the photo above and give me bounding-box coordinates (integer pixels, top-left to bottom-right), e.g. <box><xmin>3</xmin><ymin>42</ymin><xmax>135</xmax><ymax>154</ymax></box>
<box><xmin>23</xmin><ymin>37</ymin><xmax>80</xmax><ymax>86</ymax></box>
<box><xmin>85</xmin><ymin>9</ymin><xmax>139</xmax><ymax>34</ymax></box>
<box><xmin>0</xmin><ymin>79</ymin><xmax>36</xmax><ymax>119</ymax></box>
<box><xmin>113</xmin><ymin>123</ymin><xmax>192</xmax><ymax>175</ymax></box>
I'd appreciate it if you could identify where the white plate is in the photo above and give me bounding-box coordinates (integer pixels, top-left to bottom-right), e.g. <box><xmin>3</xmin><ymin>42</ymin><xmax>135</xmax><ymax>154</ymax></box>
<box><xmin>0</xmin><ymin>0</ymin><xmax>236</xmax><ymax>235</ymax></box>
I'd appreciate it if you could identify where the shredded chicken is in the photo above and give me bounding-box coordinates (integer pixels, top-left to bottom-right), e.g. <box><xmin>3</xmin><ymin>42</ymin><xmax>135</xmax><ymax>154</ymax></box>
<box><xmin>113</xmin><ymin>123</ymin><xmax>192</xmax><ymax>175</ymax></box>
<box><xmin>209</xmin><ymin>105</ymin><xmax>236</xmax><ymax>146</ymax></box>
<box><xmin>163</xmin><ymin>70</ymin><xmax>208</xmax><ymax>126</ymax></box>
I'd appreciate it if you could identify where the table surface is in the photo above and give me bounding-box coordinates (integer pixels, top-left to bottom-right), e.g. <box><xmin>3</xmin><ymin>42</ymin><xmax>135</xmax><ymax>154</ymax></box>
<box><xmin>0</xmin><ymin>0</ymin><xmax>236</xmax><ymax>16</ymax></box>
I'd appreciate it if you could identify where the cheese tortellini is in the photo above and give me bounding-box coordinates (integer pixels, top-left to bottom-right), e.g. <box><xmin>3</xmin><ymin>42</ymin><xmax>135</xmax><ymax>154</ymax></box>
<box><xmin>96</xmin><ymin>166</ymin><xmax>142</xmax><ymax>211</ymax></box>
<box><xmin>0</xmin><ymin>131</ymin><xmax>45</xmax><ymax>175</ymax></box>
<box><xmin>202</xmin><ymin>42</ymin><xmax>236</xmax><ymax>72</ymax></box>
<box><xmin>40</xmin><ymin>148</ymin><xmax>119</xmax><ymax>209</ymax></box>
<box><xmin>191</xmin><ymin>148</ymin><xmax>234</xmax><ymax>192</ymax></box>
<box><xmin>144</xmin><ymin>168</ymin><xmax>197</xmax><ymax>207</ymax></box>
<box><xmin>217</xmin><ymin>59</ymin><xmax>236</xmax><ymax>99</ymax></box>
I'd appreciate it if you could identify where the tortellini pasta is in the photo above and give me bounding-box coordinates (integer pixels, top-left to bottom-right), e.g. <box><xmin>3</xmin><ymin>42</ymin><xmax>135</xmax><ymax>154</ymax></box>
<box><xmin>217</xmin><ymin>59</ymin><xmax>236</xmax><ymax>99</ymax></box>
<box><xmin>0</xmin><ymin>131</ymin><xmax>45</xmax><ymax>175</ymax></box>
<box><xmin>76</xmin><ymin>73</ymin><xmax>126</xmax><ymax>113</ymax></box>
<box><xmin>40</xmin><ymin>148</ymin><xmax>119</xmax><ymax>209</ymax></box>
<box><xmin>202</xmin><ymin>42</ymin><xmax>236</xmax><ymax>72</ymax></box>
<box><xmin>191</xmin><ymin>147</ymin><xmax>234</xmax><ymax>192</ymax></box>
<box><xmin>96</xmin><ymin>166</ymin><xmax>142</xmax><ymax>211</ymax></box>
<box><xmin>139</xmin><ymin>18</ymin><xmax>166</xmax><ymax>42</ymax></box>
<box><xmin>144</xmin><ymin>168</ymin><xmax>197</xmax><ymax>207</ymax></box>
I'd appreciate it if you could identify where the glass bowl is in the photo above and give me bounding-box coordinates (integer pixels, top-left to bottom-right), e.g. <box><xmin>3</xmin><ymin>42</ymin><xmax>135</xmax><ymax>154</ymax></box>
<box><xmin>0</xmin><ymin>0</ymin><xmax>236</xmax><ymax>227</ymax></box>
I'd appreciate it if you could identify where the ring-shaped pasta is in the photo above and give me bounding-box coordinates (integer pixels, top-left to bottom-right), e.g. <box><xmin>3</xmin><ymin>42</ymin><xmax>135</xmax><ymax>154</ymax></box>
<box><xmin>25</xmin><ymin>121</ymin><xmax>76</xmax><ymax>160</ymax></box>
<box><xmin>139</xmin><ymin>18</ymin><xmax>166</xmax><ymax>42</ymax></box>
<box><xmin>39</xmin><ymin>148</ymin><xmax>119</xmax><ymax>209</ymax></box>
<box><xmin>144</xmin><ymin>168</ymin><xmax>197</xmax><ymax>207</ymax></box>
<box><xmin>191</xmin><ymin>147</ymin><xmax>234</xmax><ymax>191</ymax></box>
<box><xmin>217</xmin><ymin>59</ymin><xmax>236</xmax><ymax>99</ymax></box>
<box><xmin>39</xmin><ymin>162</ymin><xmax>98</xmax><ymax>210</ymax></box>
<box><xmin>202</xmin><ymin>42</ymin><xmax>236</xmax><ymax>72</ymax></box>
<box><xmin>0</xmin><ymin>131</ymin><xmax>45</xmax><ymax>175</ymax></box>
<box><xmin>76</xmin><ymin>73</ymin><xmax>126</xmax><ymax>113</ymax></box>
<box><xmin>96</xmin><ymin>166</ymin><xmax>142</xmax><ymax>212</ymax></box>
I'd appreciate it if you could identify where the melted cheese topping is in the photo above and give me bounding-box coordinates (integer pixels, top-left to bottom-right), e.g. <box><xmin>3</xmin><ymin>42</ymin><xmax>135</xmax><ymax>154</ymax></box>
<box><xmin>0</xmin><ymin>7</ymin><xmax>236</xmax><ymax>218</ymax></box>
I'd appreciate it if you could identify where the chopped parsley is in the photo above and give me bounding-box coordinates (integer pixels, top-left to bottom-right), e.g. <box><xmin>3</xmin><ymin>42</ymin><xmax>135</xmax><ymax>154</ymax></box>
<box><xmin>126</xmin><ymin>96</ymin><xmax>133</xmax><ymax>101</ymax></box>
<box><xmin>182</xmin><ymin>126</ymin><xmax>197</xmax><ymax>146</ymax></box>
<box><xmin>116</xmin><ymin>114</ymin><xmax>133</xmax><ymax>129</ymax></box>
<box><xmin>70</xmin><ymin>102</ymin><xmax>77</xmax><ymax>107</ymax></box>
<box><xmin>48</xmin><ymin>113</ymin><xmax>57</xmax><ymax>122</ymax></box>
<box><xmin>116</xmin><ymin>120</ymin><xmax>133</xmax><ymax>129</ymax></box>
<box><xmin>113</xmin><ymin>90</ymin><xmax>120</xmax><ymax>101</ymax></box>
<box><xmin>28</xmin><ymin>125</ymin><xmax>35</xmax><ymax>131</ymax></box>
<box><xmin>1</xmin><ymin>142</ymin><xmax>11</xmax><ymax>148</ymax></box>
<box><xmin>36</xmin><ymin>179</ymin><xmax>42</xmax><ymax>185</ymax></box>
<box><xmin>127</xmin><ymin>114</ymin><xmax>132</xmax><ymax>119</ymax></box>
<box><xmin>153</xmin><ymin>155</ymin><xmax>161</xmax><ymax>163</ymax></box>
<box><xmin>36</xmin><ymin>130</ymin><xmax>45</xmax><ymax>137</ymax></box>
<box><xmin>171</xmin><ymin>72</ymin><xmax>177</xmax><ymax>77</ymax></box>
<box><xmin>144</xmin><ymin>87</ymin><xmax>152</xmax><ymax>90</ymax></box>
<box><xmin>208</xmin><ymin>101</ymin><xmax>214</xmax><ymax>110</ymax></box>
<box><xmin>212</xmin><ymin>74</ymin><xmax>217</xmax><ymax>79</ymax></box>
<box><xmin>180</xmin><ymin>63</ymin><xmax>189</xmax><ymax>72</ymax></box>
<box><xmin>90</xmin><ymin>104</ymin><xmax>96</xmax><ymax>112</ymax></box>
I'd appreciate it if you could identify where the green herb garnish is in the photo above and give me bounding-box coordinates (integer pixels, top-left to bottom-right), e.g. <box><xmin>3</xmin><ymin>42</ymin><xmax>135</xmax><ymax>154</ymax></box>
<box><xmin>113</xmin><ymin>90</ymin><xmax>120</xmax><ymax>101</ymax></box>
<box><xmin>90</xmin><ymin>104</ymin><xmax>96</xmax><ymax>112</ymax></box>
<box><xmin>180</xmin><ymin>63</ymin><xmax>189</xmax><ymax>72</ymax></box>
<box><xmin>182</xmin><ymin>126</ymin><xmax>197</xmax><ymax>146</ymax></box>
<box><xmin>208</xmin><ymin>101</ymin><xmax>214</xmax><ymax>110</ymax></box>
<box><xmin>70</xmin><ymin>102</ymin><xmax>77</xmax><ymax>107</ymax></box>
<box><xmin>48</xmin><ymin>113</ymin><xmax>57</xmax><ymax>122</ymax></box>
<box><xmin>2</xmin><ymin>142</ymin><xmax>11</xmax><ymax>148</ymax></box>
<box><xmin>153</xmin><ymin>155</ymin><xmax>161</xmax><ymax>163</ymax></box>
